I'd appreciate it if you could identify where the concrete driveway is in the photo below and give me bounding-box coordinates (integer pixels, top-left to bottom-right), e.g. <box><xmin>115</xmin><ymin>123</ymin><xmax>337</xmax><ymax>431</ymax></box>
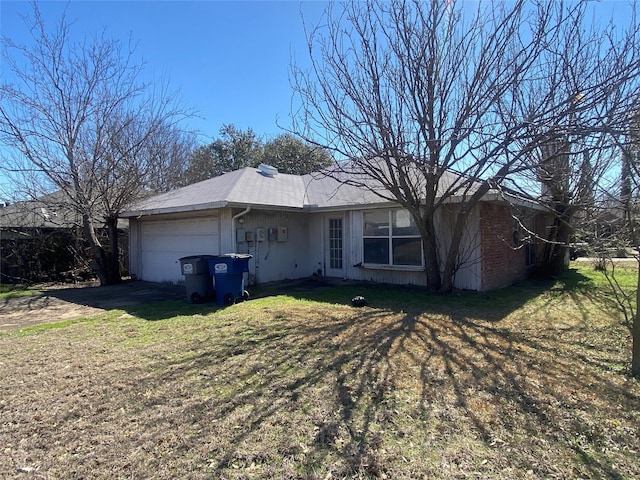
<box><xmin>0</xmin><ymin>280</ymin><xmax>186</xmax><ymax>331</ymax></box>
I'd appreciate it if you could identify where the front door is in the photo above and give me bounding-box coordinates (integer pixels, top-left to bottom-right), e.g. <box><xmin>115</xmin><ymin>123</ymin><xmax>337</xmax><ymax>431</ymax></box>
<box><xmin>325</xmin><ymin>216</ymin><xmax>344</xmax><ymax>278</ymax></box>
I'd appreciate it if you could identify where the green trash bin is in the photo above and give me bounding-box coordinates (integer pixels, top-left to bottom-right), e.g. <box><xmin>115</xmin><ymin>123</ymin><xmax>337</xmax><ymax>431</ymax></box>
<box><xmin>208</xmin><ymin>254</ymin><xmax>252</xmax><ymax>306</ymax></box>
<box><xmin>179</xmin><ymin>255</ymin><xmax>214</xmax><ymax>303</ymax></box>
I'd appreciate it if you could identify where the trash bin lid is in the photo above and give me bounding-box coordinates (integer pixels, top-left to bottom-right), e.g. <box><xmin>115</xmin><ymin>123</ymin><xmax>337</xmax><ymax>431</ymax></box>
<box><xmin>180</xmin><ymin>254</ymin><xmax>217</xmax><ymax>261</ymax></box>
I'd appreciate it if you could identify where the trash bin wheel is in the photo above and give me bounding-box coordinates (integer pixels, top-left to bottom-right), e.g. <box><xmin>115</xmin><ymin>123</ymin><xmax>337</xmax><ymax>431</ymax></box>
<box><xmin>223</xmin><ymin>293</ymin><xmax>235</xmax><ymax>306</ymax></box>
<box><xmin>242</xmin><ymin>290</ymin><xmax>250</xmax><ymax>302</ymax></box>
<box><xmin>190</xmin><ymin>292</ymin><xmax>202</xmax><ymax>304</ymax></box>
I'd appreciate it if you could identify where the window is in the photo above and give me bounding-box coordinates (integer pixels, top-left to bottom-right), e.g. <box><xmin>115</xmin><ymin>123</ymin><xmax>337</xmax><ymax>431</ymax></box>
<box><xmin>329</xmin><ymin>218</ymin><xmax>343</xmax><ymax>269</ymax></box>
<box><xmin>363</xmin><ymin>210</ymin><xmax>422</xmax><ymax>266</ymax></box>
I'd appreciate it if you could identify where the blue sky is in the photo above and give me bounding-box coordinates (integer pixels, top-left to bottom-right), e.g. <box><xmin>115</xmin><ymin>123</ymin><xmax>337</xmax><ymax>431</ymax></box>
<box><xmin>1</xmin><ymin>0</ymin><xmax>327</xmax><ymax>144</ymax></box>
<box><xmin>0</xmin><ymin>0</ymin><xmax>635</xmax><ymax>199</ymax></box>
<box><xmin>2</xmin><ymin>0</ymin><xmax>633</xmax><ymax>145</ymax></box>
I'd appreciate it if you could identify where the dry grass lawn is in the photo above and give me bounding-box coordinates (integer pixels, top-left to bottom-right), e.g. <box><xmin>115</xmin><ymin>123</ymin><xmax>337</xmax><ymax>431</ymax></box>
<box><xmin>1</xmin><ymin>265</ymin><xmax>639</xmax><ymax>479</ymax></box>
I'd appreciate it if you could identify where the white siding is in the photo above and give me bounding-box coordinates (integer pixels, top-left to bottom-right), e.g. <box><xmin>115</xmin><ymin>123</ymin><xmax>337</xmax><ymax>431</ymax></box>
<box><xmin>436</xmin><ymin>204</ymin><xmax>482</xmax><ymax>291</ymax></box>
<box><xmin>347</xmin><ymin>210</ymin><xmax>363</xmax><ymax>276</ymax></box>
<box><xmin>308</xmin><ymin>214</ymin><xmax>324</xmax><ymax>276</ymax></box>
<box><xmin>218</xmin><ymin>208</ymin><xmax>234</xmax><ymax>254</ymax></box>
<box><xmin>231</xmin><ymin>210</ymin><xmax>311</xmax><ymax>284</ymax></box>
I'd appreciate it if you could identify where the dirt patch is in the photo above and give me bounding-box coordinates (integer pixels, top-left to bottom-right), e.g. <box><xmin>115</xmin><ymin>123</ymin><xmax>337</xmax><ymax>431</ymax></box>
<box><xmin>0</xmin><ymin>281</ymin><xmax>186</xmax><ymax>330</ymax></box>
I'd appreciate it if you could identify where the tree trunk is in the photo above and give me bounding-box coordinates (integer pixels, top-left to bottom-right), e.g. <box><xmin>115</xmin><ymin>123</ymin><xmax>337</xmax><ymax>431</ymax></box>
<box><xmin>633</xmin><ymin>264</ymin><xmax>640</xmax><ymax>378</ymax></box>
<box><xmin>81</xmin><ymin>213</ymin><xmax>121</xmax><ymax>286</ymax></box>
<box><xmin>536</xmin><ymin>214</ymin><xmax>571</xmax><ymax>277</ymax></box>
<box><xmin>440</xmin><ymin>203</ymin><xmax>474</xmax><ymax>294</ymax></box>
<box><xmin>420</xmin><ymin>216</ymin><xmax>442</xmax><ymax>293</ymax></box>
<box><xmin>439</xmin><ymin>177</ymin><xmax>495</xmax><ymax>293</ymax></box>
<box><xmin>105</xmin><ymin>216</ymin><xmax>123</xmax><ymax>285</ymax></box>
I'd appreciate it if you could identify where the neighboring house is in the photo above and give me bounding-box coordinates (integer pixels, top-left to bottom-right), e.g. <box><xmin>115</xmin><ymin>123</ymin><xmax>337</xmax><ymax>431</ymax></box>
<box><xmin>122</xmin><ymin>164</ymin><xmax>549</xmax><ymax>291</ymax></box>
<box><xmin>0</xmin><ymin>192</ymin><xmax>128</xmax><ymax>283</ymax></box>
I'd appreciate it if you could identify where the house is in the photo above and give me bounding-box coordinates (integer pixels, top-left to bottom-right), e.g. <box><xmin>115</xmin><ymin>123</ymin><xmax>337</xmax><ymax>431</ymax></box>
<box><xmin>121</xmin><ymin>164</ymin><xmax>548</xmax><ymax>291</ymax></box>
<box><xmin>1</xmin><ymin>192</ymin><xmax>128</xmax><ymax>283</ymax></box>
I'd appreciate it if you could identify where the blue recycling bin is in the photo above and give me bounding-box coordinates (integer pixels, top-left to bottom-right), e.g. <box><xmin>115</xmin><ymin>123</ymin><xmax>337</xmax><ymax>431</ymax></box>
<box><xmin>208</xmin><ymin>254</ymin><xmax>252</xmax><ymax>306</ymax></box>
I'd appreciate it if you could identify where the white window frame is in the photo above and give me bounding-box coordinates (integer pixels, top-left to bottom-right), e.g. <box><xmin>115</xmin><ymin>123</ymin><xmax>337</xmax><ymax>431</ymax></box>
<box><xmin>362</xmin><ymin>209</ymin><xmax>423</xmax><ymax>268</ymax></box>
<box><xmin>328</xmin><ymin>217</ymin><xmax>343</xmax><ymax>270</ymax></box>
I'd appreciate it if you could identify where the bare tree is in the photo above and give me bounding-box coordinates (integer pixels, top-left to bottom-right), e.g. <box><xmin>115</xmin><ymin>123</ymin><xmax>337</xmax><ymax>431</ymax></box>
<box><xmin>500</xmin><ymin>0</ymin><xmax>640</xmax><ymax>276</ymax></box>
<box><xmin>573</xmin><ymin>177</ymin><xmax>640</xmax><ymax>378</ymax></box>
<box><xmin>291</xmin><ymin>0</ymin><xmax>640</xmax><ymax>292</ymax></box>
<box><xmin>589</xmin><ymin>120</ymin><xmax>640</xmax><ymax>378</ymax></box>
<box><xmin>141</xmin><ymin>122</ymin><xmax>196</xmax><ymax>194</ymax></box>
<box><xmin>0</xmin><ymin>3</ymin><xmax>194</xmax><ymax>285</ymax></box>
<box><xmin>599</xmin><ymin>256</ymin><xmax>640</xmax><ymax>378</ymax></box>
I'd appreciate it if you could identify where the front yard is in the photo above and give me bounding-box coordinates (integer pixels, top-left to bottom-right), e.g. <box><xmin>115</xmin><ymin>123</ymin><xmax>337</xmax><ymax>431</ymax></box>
<box><xmin>1</xmin><ymin>265</ymin><xmax>639</xmax><ymax>479</ymax></box>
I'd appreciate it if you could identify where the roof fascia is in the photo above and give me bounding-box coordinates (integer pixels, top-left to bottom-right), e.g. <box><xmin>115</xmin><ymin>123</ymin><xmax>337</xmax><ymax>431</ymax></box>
<box><xmin>441</xmin><ymin>191</ymin><xmax>546</xmax><ymax>211</ymax></box>
<box><xmin>225</xmin><ymin>202</ymin><xmax>305</xmax><ymax>212</ymax></box>
<box><xmin>121</xmin><ymin>201</ymin><xmax>229</xmax><ymax>218</ymax></box>
<box><xmin>303</xmin><ymin>201</ymin><xmax>400</xmax><ymax>212</ymax></box>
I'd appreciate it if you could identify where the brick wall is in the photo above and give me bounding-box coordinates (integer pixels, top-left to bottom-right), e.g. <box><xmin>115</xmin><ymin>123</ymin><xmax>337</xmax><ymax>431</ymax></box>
<box><xmin>479</xmin><ymin>202</ymin><xmax>527</xmax><ymax>291</ymax></box>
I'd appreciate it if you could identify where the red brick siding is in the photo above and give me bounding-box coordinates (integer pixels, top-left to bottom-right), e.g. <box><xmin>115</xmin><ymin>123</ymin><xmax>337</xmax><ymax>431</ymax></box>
<box><xmin>479</xmin><ymin>202</ymin><xmax>527</xmax><ymax>290</ymax></box>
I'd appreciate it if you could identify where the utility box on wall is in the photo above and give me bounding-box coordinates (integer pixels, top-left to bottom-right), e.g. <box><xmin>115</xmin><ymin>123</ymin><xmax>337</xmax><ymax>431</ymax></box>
<box><xmin>277</xmin><ymin>225</ymin><xmax>288</xmax><ymax>242</ymax></box>
<box><xmin>268</xmin><ymin>227</ymin><xmax>277</xmax><ymax>242</ymax></box>
<box><xmin>256</xmin><ymin>228</ymin><xmax>266</xmax><ymax>242</ymax></box>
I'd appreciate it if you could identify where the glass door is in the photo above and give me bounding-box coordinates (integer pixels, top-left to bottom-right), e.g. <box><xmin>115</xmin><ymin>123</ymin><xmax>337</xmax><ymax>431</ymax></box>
<box><xmin>325</xmin><ymin>216</ymin><xmax>344</xmax><ymax>277</ymax></box>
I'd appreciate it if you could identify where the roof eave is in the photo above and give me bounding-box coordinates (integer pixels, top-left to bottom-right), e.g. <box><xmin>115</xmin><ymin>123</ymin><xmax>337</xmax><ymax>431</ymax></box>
<box><xmin>122</xmin><ymin>200</ymin><xmax>308</xmax><ymax>218</ymax></box>
<box><xmin>304</xmin><ymin>200</ymin><xmax>399</xmax><ymax>212</ymax></box>
<box><xmin>226</xmin><ymin>201</ymin><xmax>305</xmax><ymax>212</ymax></box>
<box><xmin>121</xmin><ymin>201</ymin><xmax>229</xmax><ymax>218</ymax></box>
<box><xmin>441</xmin><ymin>191</ymin><xmax>547</xmax><ymax>212</ymax></box>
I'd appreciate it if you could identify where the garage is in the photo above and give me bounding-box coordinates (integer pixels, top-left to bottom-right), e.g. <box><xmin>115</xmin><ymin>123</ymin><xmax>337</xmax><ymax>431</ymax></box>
<box><xmin>138</xmin><ymin>217</ymin><xmax>219</xmax><ymax>283</ymax></box>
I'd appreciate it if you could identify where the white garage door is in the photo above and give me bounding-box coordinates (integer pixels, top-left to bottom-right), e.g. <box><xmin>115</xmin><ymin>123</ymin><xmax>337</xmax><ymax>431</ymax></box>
<box><xmin>140</xmin><ymin>217</ymin><xmax>219</xmax><ymax>283</ymax></box>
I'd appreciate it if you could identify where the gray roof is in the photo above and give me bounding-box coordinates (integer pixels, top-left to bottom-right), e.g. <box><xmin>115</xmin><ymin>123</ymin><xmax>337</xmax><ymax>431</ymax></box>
<box><xmin>123</xmin><ymin>168</ymin><xmax>305</xmax><ymax>217</ymax></box>
<box><xmin>121</xmin><ymin>164</ymin><xmax>498</xmax><ymax>218</ymax></box>
<box><xmin>302</xmin><ymin>170</ymin><xmax>394</xmax><ymax>210</ymax></box>
<box><xmin>122</xmin><ymin>165</ymin><xmax>399</xmax><ymax>218</ymax></box>
<box><xmin>1</xmin><ymin>190</ymin><xmax>128</xmax><ymax>229</ymax></box>
<box><xmin>0</xmin><ymin>199</ymin><xmax>78</xmax><ymax>229</ymax></box>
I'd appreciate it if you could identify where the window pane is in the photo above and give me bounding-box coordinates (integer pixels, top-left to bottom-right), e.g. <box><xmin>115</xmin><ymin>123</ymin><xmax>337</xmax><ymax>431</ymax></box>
<box><xmin>329</xmin><ymin>218</ymin><xmax>343</xmax><ymax>269</ymax></box>
<box><xmin>392</xmin><ymin>238</ymin><xmax>422</xmax><ymax>265</ymax></box>
<box><xmin>392</xmin><ymin>210</ymin><xmax>419</xmax><ymax>236</ymax></box>
<box><xmin>363</xmin><ymin>211</ymin><xmax>389</xmax><ymax>236</ymax></box>
<box><xmin>364</xmin><ymin>238</ymin><xmax>389</xmax><ymax>264</ymax></box>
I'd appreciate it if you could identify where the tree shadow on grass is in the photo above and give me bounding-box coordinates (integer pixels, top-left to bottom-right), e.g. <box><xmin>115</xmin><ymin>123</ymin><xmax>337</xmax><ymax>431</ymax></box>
<box><xmin>108</xmin><ymin>268</ymin><xmax>639</xmax><ymax>479</ymax></box>
<box><xmin>33</xmin><ymin>268</ymin><xmax>594</xmax><ymax>323</ymax></box>
<box><xmin>25</xmin><ymin>270</ymin><xmax>639</xmax><ymax>478</ymax></box>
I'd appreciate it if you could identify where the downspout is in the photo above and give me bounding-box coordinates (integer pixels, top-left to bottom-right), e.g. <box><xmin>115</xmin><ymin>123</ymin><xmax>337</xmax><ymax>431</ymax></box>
<box><xmin>231</xmin><ymin>206</ymin><xmax>251</xmax><ymax>252</ymax></box>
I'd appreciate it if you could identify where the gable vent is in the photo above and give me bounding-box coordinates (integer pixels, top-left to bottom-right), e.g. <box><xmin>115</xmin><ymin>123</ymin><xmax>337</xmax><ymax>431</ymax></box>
<box><xmin>258</xmin><ymin>163</ymin><xmax>278</xmax><ymax>177</ymax></box>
